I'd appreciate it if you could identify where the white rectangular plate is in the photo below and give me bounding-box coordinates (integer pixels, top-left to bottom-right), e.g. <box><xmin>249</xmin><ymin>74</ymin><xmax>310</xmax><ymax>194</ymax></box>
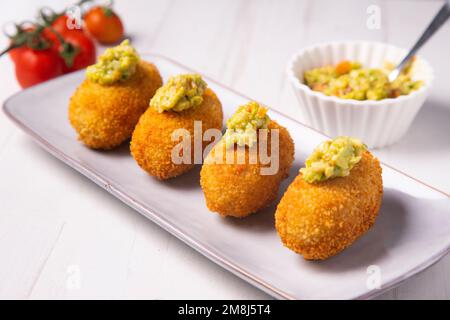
<box><xmin>3</xmin><ymin>54</ymin><xmax>450</xmax><ymax>300</ymax></box>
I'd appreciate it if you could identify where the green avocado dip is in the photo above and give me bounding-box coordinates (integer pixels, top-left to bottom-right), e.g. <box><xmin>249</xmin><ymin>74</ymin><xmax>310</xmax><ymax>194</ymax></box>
<box><xmin>150</xmin><ymin>74</ymin><xmax>207</xmax><ymax>113</ymax></box>
<box><xmin>86</xmin><ymin>40</ymin><xmax>140</xmax><ymax>85</ymax></box>
<box><xmin>304</xmin><ymin>60</ymin><xmax>423</xmax><ymax>100</ymax></box>
<box><xmin>223</xmin><ymin>101</ymin><xmax>270</xmax><ymax>148</ymax></box>
<box><xmin>300</xmin><ymin>136</ymin><xmax>366</xmax><ymax>183</ymax></box>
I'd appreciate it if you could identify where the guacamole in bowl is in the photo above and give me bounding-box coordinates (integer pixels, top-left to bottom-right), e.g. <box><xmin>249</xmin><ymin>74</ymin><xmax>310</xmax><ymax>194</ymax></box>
<box><xmin>287</xmin><ymin>41</ymin><xmax>433</xmax><ymax>148</ymax></box>
<box><xmin>304</xmin><ymin>60</ymin><xmax>423</xmax><ymax>101</ymax></box>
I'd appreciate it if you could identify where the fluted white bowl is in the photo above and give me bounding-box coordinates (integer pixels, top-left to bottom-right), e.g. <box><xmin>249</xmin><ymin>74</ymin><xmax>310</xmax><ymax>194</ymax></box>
<box><xmin>287</xmin><ymin>41</ymin><xmax>433</xmax><ymax>148</ymax></box>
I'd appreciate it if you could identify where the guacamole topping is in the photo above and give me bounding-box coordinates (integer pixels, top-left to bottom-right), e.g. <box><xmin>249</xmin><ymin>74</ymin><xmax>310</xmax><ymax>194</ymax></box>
<box><xmin>150</xmin><ymin>74</ymin><xmax>207</xmax><ymax>113</ymax></box>
<box><xmin>86</xmin><ymin>40</ymin><xmax>140</xmax><ymax>85</ymax></box>
<box><xmin>304</xmin><ymin>60</ymin><xmax>423</xmax><ymax>100</ymax></box>
<box><xmin>300</xmin><ymin>136</ymin><xmax>367</xmax><ymax>183</ymax></box>
<box><xmin>223</xmin><ymin>101</ymin><xmax>270</xmax><ymax>148</ymax></box>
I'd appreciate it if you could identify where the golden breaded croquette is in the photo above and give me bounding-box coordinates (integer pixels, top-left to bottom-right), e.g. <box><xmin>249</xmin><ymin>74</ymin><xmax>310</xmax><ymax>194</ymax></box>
<box><xmin>69</xmin><ymin>61</ymin><xmax>162</xmax><ymax>149</ymax></box>
<box><xmin>200</xmin><ymin>121</ymin><xmax>295</xmax><ymax>218</ymax></box>
<box><xmin>130</xmin><ymin>88</ymin><xmax>223</xmax><ymax>180</ymax></box>
<box><xmin>275</xmin><ymin>151</ymin><xmax>383</xmax><ymax>260</ymax></box>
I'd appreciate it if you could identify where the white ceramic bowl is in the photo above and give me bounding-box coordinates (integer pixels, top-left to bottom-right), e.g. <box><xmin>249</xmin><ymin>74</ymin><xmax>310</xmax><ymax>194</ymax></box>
<box><xmin>287</xmin><ymin>41</ymin><xmax>433</xmax><ymax>148</ymax></box>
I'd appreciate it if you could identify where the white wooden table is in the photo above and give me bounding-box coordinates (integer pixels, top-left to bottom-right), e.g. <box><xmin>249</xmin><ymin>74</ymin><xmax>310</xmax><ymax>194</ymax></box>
<box><xmin>0</xmin><ymin>0</ymin><xmax>449</xmax><ymax>299</ymax></box>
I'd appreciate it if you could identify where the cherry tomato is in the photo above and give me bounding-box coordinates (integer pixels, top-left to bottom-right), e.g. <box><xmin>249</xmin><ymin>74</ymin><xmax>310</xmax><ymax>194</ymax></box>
<box><xmin>9</xmin><ymin>46</ymin><xmax>26</xmax><ymax>63</ymax></box>
<box><xmin>8</xmin><ymin>26</ymin><xmax>40</xmax><ymax>63</ymax></box>
<box><xmin>60</xmin><ymin>31</ymin><xmax>96</xmax><ymax>73</ymax></box>
<box><xmin>14</xmin><ymin>47</ymin><xmax>63</xmax><ymax>88</ymax></box>
<box><xmin>52</xmin><ymin>14</ymin><xmax>84</xmax><ymax>35</ymax></box>
<box><xmin>38</xmin><ymin>19</ymin><xmax>95</xmax><ymax>73</ymax></box>
<box><xmin>84</xmin><ymin>7</ymin><xmax>124</xmax><ymax>44</ymax></box>
<box><xmin>42</xmin><ymin>14</ymin><xmax>84</xmax><ymax>49</ymax></box>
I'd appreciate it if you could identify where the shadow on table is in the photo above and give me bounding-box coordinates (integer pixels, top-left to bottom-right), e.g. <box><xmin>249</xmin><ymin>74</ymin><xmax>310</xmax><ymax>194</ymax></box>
<box><xmin>164</xmin><ymin>165</ymin><xmax>202</xmax><ymax>190</ymax></box>
<box><xmin>394</xmin><ymin>99</ymin><xmax>450</xmax><ymax>152</ymax></box>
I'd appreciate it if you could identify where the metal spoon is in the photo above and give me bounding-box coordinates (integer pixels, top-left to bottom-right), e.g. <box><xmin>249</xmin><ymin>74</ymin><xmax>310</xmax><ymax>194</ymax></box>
<box><xmin>388</xmin><ymin>0</ymin><xmax>450</xmax><ymax>82</ymax></box>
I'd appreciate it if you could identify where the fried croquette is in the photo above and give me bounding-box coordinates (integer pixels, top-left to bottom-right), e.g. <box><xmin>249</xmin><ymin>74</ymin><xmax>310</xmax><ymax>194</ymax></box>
<box><xmin>130</xmin><ymin>88</ymin><xmax>223</xmax><ymax>180</ymax></box>
<box><xmin>275</xmin><ymin>151</ymin><xmax>383</xmax><ymax>260</ymax></box>
<box><xmin>200</xmin><ymin>121</ymin><xmax>295</xmax><ymax>218</ymax></box>
<box><xmin>69</xmin><ymin>61</ymin><xmax>162</xmax><ymax>149</ymax></box>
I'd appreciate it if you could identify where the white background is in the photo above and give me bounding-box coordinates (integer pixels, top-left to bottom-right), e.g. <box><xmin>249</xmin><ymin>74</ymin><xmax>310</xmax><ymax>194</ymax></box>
<box><xmin>0</xmin><ymin>0</ymin><xmax>449</xmax><ymax>299</ymax></box>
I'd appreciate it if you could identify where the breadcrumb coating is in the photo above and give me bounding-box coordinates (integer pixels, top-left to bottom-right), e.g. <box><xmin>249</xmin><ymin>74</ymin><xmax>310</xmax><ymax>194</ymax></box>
<box><xmin>200</xmin><ymin>121</ymin><xmax>295</xmax><ymax>218</ymax></box>
<box><xmin>69</xmin><ymin>61</ymin><xmax>162</xmax><ymax>149</ymax></box>
<box><xmin>275</xmin><ymin>151</ymin><xmax>383</xmax><ymax>260</ymax></box>
<box><xmin>130</xmin><ymin>88</ymin><xmax>223</xmax><ymax>180</ymax></box>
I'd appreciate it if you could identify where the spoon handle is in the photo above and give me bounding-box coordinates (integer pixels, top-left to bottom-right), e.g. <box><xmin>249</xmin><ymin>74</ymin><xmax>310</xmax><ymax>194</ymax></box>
<box><xmin>391</xmin><ymin>1</ymin><xmax>450</xmax><ymax>81</ymax></box>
